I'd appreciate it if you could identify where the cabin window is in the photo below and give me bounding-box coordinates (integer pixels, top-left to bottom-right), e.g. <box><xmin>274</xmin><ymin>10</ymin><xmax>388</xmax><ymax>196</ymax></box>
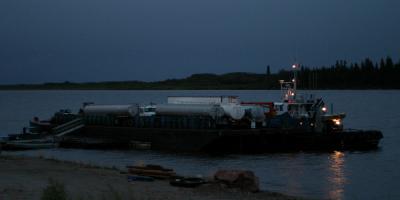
<box><xmin>275</xmin><ymin>105</ymin><xmax>284</xmax><ymax>111</ymax></box>
<box><xmin>145</xmin><ymin>108</ymin><xmax>156</xmax><ymax>112</ymax></box>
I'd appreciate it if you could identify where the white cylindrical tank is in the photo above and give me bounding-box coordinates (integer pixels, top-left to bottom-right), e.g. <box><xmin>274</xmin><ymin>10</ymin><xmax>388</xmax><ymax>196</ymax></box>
<box><xmin>156</xmin><ymin>104</ymin><xmax>224</xmax><ymax>118</ymax></box>
<box><xmin>83</xmin><ymin>104</ymin><xmax>138</xmax><ymax>116</ymax></box>
<box><xmin>221</xmin><ymin>105</ymin><xmax>246</xmax><ymax>120</ymax></box>
<box><xmin>245</xmin><ymin>106</ymin><xmax>266</xmax><ymax>122</ymax></box>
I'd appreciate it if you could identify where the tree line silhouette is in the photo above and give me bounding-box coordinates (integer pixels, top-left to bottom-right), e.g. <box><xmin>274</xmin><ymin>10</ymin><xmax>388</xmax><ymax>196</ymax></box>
<box><xmin>1</xmin><ymin>57</ymin><xmax>399</xmax><ymax>90</ymax></box>
<box><xmin>291</xmin><ymin>57</ymin><xmax>400</xmax><ymax>89</ymax></box>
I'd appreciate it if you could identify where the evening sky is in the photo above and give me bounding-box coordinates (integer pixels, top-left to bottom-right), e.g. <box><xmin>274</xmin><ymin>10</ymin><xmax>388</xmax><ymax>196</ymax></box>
<box><xmin>0</xmin><ymin>0</ymin><xmax>399</xmax><ymax>84</ymax></box>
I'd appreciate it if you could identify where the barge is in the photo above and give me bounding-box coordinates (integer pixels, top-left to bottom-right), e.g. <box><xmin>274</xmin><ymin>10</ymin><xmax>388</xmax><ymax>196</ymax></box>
<box><xmin>2</xmin><ymin>65</ymin><xmax>383</xmax><ymax>152</ymax></box>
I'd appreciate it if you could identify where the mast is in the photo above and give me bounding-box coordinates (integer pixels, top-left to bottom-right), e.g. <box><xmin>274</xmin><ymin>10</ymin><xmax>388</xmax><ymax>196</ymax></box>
<box><xmin>292</xmin><ymin>64</ymin><xmax>298</xmax><ymax>92</ymax></box>
<box><xmin>279</xmin><ymin>63</ymin><xmax>299</xmax><ymax>103</ymax></box>
<box><xmin>291</xmin><ymin>63</ymin><xmax>300</xmax><ymax>101</ymax></box>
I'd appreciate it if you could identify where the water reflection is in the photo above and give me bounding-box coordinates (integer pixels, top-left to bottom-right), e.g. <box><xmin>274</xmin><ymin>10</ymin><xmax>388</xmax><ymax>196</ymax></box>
<box><xmin>328</xmin><ymin>151</ymin><xmax>346</xmax><ymax>200</ymax></box>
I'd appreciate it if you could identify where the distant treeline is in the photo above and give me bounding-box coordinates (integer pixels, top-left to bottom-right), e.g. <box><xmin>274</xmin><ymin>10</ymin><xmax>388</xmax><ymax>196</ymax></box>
<box><xmin>1</xmin><ymin>57</ymin><xmax>399</xmax><ymax>90</ymax></box>
<box><xmin>294</xmin><ymin>57</ymin><xmax>400</xmax><ymax>89</ymax></box>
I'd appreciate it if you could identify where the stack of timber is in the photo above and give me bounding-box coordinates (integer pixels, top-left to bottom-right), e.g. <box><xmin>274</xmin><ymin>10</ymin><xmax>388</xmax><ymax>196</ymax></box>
<box><xmin>126</xmin><ymin>164</ymin><xmax>176</xmax><ymax>179</ymax></box>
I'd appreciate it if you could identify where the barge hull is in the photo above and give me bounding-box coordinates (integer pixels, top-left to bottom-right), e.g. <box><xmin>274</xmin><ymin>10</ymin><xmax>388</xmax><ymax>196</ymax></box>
<box><xmin>60</xmin><ymin>126</ymin><xmax>383</xmax><ymax>153</ymax></box>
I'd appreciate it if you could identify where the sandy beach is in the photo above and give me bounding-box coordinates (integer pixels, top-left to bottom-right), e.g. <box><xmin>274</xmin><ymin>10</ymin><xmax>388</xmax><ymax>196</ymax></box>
<box><xmin>0</xmin><ymin>155</ymin><xmax>304</xmax><ymax>200</ymax></box>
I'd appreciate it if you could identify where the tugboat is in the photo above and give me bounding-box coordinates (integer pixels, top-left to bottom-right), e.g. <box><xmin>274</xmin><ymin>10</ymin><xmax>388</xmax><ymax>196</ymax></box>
<box><xmin>2</xmin><ymin>65</ymin><xmax>383</xmax><ymax>153</ymax></box>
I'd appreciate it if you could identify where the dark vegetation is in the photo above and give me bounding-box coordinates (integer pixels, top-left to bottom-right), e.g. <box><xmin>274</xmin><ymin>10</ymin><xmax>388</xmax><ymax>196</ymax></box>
<box><xmin>41</xmin><ymin>179</ymin><xmax>67</xmax><ymax>200</ymax></box>
<box><xmin>1</xmin><ymin>57</ymin><xmax>400</xmax><ymax>90</ymax></box>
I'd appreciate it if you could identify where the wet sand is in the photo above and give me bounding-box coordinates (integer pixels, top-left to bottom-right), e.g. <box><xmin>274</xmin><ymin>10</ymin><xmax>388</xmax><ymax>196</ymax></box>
<box><xmin>0</xmin><ymin>155</ymin><xmax>305</xmax><ymax>200</ymax></box>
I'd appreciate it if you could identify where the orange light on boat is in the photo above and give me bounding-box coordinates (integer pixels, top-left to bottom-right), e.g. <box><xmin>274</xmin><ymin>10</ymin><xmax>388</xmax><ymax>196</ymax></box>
<box><xmin>333</xmin><ymin>118</ymin><xmax>341</xmax><ymax>125</ymax></box>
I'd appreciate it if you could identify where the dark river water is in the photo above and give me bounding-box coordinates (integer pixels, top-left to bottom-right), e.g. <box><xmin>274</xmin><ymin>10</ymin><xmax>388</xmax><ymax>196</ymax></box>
<box><xmin>1</xmin><ymin>90</ymin><xmax>399</xmax><ymax>200</ymax></box>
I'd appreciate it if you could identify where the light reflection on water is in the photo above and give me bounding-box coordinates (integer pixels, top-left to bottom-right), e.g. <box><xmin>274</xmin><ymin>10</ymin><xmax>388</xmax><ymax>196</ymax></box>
<box><xmin>328</xmin><ymin>151</ymin><xmax>346</xmax><ymax>200</ymax></box>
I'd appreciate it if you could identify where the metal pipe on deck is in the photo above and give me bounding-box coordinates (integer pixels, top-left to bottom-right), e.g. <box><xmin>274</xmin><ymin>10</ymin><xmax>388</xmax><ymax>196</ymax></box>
<box><xmin>83</xmin><ymin>104</ymin><xmax>138</xmax><ymax>116</ymax></box>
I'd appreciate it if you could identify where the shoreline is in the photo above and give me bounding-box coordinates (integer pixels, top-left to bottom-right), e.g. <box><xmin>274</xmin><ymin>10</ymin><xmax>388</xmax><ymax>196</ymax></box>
<box><xmin>0</xmin><ymin>155</ymin><xmax>305</xmax><ymax>200</ymax></box>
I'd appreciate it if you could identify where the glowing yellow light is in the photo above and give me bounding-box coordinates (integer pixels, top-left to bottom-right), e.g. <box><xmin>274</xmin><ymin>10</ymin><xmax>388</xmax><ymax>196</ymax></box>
<box><xmin>333</xmin><ymin>118</ymin><xmax>341</xmax><ymax>125</ymax></box>
<box><xmin>322</xmin><ymin>107</ymin><xmax>327</xmax><ymax>112</ymax></box>
<box><xmin>292</xmin><ymin>64</ymin><xmax>297</xmax><ymax>69</ymax></box>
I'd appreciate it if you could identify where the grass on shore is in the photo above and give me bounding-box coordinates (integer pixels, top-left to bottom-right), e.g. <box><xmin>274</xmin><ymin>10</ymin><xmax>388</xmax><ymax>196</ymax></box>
<box><xmin>41</xmin><ymin>178</ymin><xmax>124</xmax><ymax>200</ymax></box>
<box><xmin>41</xmin><ymin>179</ymin><xmax>67</xmax><ymax>200</ymax></box>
